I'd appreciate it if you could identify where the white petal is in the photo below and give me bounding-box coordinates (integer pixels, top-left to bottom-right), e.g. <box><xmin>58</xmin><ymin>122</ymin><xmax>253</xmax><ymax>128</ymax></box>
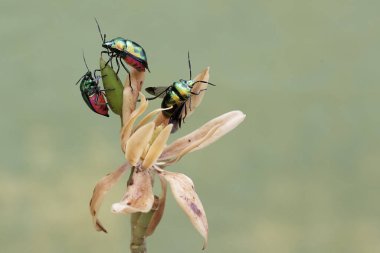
<box><xmin>160</xmin><ymin>170</ymin><xmax>208</xmax><ymax>249</ymax></box>
<box><xmin>89</xmin><ymin>162</ymin><xmax>129</xmax><ymax>233</ymax></box>
<box><xmin>112</xmin><ymin>169</ymin><xmax>154</xmax><ymax>214</ymax></box>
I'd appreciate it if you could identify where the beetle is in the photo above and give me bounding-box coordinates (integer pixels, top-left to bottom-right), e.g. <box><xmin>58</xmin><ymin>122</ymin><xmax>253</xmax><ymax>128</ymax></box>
<box><xmin>76</xmin><ymin>54</ymin><xmax>109</xmax><ymax>117</ymax></box>
<box><xmin>145</xmin><ymin>52</ymin><xmax>215</xmax><ymax>131</ymax></box>
<box><xmin>95</xmin><ymin>18</ymin><xmax>149</xmax><ymax>87</ymax></box>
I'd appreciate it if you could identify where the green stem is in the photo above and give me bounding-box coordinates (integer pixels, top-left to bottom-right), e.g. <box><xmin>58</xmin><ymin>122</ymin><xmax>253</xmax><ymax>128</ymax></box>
<box><xmin>130</xmin><ymin>212</ymin><xmax>154</xmax><ymax>253</ymax></box>
<box><xmin>128</xmin><ymin>167</ymin><xmax>155</xmax><ymax>253</ymax></box>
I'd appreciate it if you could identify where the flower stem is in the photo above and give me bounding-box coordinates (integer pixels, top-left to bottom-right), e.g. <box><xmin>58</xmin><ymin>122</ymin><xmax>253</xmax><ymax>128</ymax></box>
<box><xmin>128</xmin><ymin>167</ymin><xmax>155</xmax><ymax>253</ymax></box>
<box><xmin>130</xmin><ymin>211</ymin><xmax>155</xmax><ymax>253</ymax></box>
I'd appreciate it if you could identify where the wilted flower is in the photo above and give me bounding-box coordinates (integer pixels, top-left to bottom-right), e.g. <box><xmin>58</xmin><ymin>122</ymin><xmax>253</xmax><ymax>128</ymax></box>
<box><xmin>89</xmin><ymin>93</ymin><xmax>245</xmax><ymax>248</ymax></box>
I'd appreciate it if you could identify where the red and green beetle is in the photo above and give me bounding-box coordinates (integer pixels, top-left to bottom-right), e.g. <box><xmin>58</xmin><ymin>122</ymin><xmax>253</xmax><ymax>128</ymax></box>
<box><xmin>95</xmin><ymin>19</ymin><xmax>150</xmax><ymax>86</ymax></box>
<box><xmin>76</xmin><ymin>54</ymin><xmax>109</xmax><ymax>117</ymax></box>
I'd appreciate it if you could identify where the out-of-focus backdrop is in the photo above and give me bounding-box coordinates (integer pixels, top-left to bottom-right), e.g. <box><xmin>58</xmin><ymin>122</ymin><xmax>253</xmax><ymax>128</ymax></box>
<box><xmin>1</xmin><ymin>0</ymin><xmax>379</xmax><ymax>252</ymax></box>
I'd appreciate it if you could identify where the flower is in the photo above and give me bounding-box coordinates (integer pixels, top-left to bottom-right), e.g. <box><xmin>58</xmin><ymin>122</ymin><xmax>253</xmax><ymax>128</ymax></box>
<box><xmin>89</xmin><ymin>94</ymin><xmax>245</xmax><ymax>249</ymax></box>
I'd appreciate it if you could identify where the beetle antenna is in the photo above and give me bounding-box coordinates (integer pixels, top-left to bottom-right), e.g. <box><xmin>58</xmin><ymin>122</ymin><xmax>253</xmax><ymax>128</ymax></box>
<box><xmin>75</xmin><ymin>75</ymin><xmax>84</xmax><ymax>85</ymax></box>
<box><xmin>95</xmin><ymin>18</ymin><xmax>105</xmax><ymax>43</ymax></box>
<box><xmin>188</xmin><ymin>51</ymin><xmax>192</xmax><ymax>80</ymax></box>
<box><xmin>82</xmin><ymin>51</ymin><xmax>90</xmax><ymax>72</ymax></box>
<box><xmin>192</xmin><ymin>80</ymin><xmax>216</xmax><ymax>86</ymax></box>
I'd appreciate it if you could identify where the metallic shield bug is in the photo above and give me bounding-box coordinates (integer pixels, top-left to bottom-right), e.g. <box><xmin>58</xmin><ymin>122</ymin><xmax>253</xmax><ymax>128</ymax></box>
<box><xmin>76</xmin><ymin>54</ymin><xmax>109</xmax><ymax>117</ymax></box>
<box><xmin>95</xmin><ymin>19</ymin><xmax>150</xmax><ymax>87</ymax></box>
<box><xmin>145</xmin><ymin>52</ymin><xmax>215</xmax><ymax>132</ymax></box>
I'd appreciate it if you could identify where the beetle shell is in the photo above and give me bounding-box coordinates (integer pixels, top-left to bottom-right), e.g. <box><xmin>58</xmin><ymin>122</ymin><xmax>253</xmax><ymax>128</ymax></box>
<box><xmin>79</xmin><ymin>72</ymin><xmax>109</xmax><ymax>117</ymax></box>
<box><xmin>124</xmin><ymin>55</ymin><xmax>146</xmax><ymax>72</ymax></box>
<box><xmin>88</xmin><ymin>92</ymin><xmax>109</xmax><ymax>117</ymax></box>
<box><xmin>103</xmin><ymin>37</ymin><xmax>149</xmax><ymax>72</ymax></box>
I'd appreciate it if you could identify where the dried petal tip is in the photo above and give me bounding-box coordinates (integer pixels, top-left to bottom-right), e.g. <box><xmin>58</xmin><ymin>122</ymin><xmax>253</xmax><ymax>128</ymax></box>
<box><xmin>89</xmin><ymin>163</ymin><xmax>129</xmax><ymax>233</ymax></box>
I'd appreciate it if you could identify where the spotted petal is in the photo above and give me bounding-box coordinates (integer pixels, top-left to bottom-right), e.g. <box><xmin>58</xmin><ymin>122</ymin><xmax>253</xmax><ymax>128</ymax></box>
<box><xmin>159</xmin><ymin>170</ymin><xmax>208</xmax><ymax>249</ymax></box>
<box><xmin>89</xmin><ymin>162</ymin><xmax>129</xmax><ymax>233</ymax></box>
<box><xmin>112</xmin><ymin>169</ymin><xmax>154</xmax><ymax>214</ymax></box>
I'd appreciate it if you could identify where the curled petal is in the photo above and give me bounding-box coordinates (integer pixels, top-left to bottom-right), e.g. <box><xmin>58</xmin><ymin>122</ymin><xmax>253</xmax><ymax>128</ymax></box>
<box><xmin>146</xmin><ymin>175</ymin><xmax>167</xmax><ymax>236</ymax></box>
<box><xmin>89</xmin><ymin>162</ymin><xmax>129</xmax><ymax>233</ymax></box>
<box><xmin>159</xmin><ymin>170</ymin><xmax>208</xmax><ymax>249</ymax></box>
<box><xmin>120</xmin><ymin>93</ymin><xmax>148</xmax><ymax>153</ymax></box>
<box><xmin>154</xmin><ymin>112</ymin><xmax>170</xmax><ymax>127</ymax></box>
<box><xmin>112</xmin><ymin>169</ymin><xmax>154</xmax><ymax>214</ymax></box>
<box><xmin>125</xmin><ymin>122</ymin><xmax>155</xmax><ymax>166</ymax></box>
<box><xmin>122</xmin><ymin>70</ymin><xmax>145</xmax><ymax>126</ymax></box>
<box><xmin>184</xmin><ymin>67</ymin><xmax>210</xmax><ymax>119</ymax></box>
<box><xmin>142</xmin><ymin>124</ymin><xmax>173</xmax><ymax>170</ymax></box>
<box><xmin>161</xmin><ymin>111</ymin><xmax>246</xmax><ymax>161</ymax></box>
<box><xmin>134</xmin><ymin>107</ymin><xmax>172</xmax><ymax>132</ymax></box>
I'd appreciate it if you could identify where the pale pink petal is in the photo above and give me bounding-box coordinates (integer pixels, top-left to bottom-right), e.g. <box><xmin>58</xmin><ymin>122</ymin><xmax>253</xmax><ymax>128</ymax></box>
<box><xmin>146</xmin><ymin>175</ymin><xmax>167</xmax><ymax>236</ymax></box>
<box><xmin>112</xmin><ymin>169</ymin><xmax>154</xmax><ymax>214</ymax></box>
<box><xmin>159</xmin><ymin>170</ymin><xmax>208</xmax><ymax>249</ymax></box>
<box><xmin>89</xmin><ymin>162</ymin><xmax>129</xmax><ymax>233</ymax></box>
<box><xmin>192</xmin><ymin>110</ymin><xmax>246</xmax><ymax>151</ymax></box>
<box><xmin>142</xmin><ymin>124</ymin><xmax>173</xmax><ymax>170</ymax></box>
<box><xmin>154</xmin><ymin>110</ymin><xmax>170</xmax><ymax>127</ymax></box>
<box><xmin>184</xmin><ymin>67</ymin><xmax>210</xmax><ymax>119</ymax></box>
<box><xmin>120</xmin><ymin>93</ymin><xmax>148</xmax><ymax>153</ymax></box>
<box><xmin>164</xmin><ymin>124</ymin><xmax>219</xmax><ymax>165</ymax></box>
<box><xmin>122</xmin><ymin>70</ymin><xmax>146</xmax><ymax>126</ymax></box>
<box><xmin>125</xmin><ymin>122</ymin><xmax>155</xmax><ymax>166</ymax></box>
<box><xmin>134</xmin><ymin>107</ymin><xmax>172</xmax><ymax>132</ymax></box>
<box><xmin>161</xmin><ymin>111</ymin><xmax>246</xmax><ymax>162</ymax></box>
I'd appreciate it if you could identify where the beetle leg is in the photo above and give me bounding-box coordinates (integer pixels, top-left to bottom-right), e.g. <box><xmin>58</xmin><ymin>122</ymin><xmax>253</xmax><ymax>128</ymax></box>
<box><xmin>183</xmin><ymin>101</ymin><xmax>188</xmax><ymax>121</ymax></box>
<box><xmin>187</xmin><ymin>51</ymin><xmax>192</xmax><ymax>80</ymax></box>
<box><xmin>190</xmin><ymin>88</ymin><xmax>207</xmax><ymax>95</ymax></box>
<box><xmin>192</xmin><ymin>80</ymin><xmax>216</xmax><ymax>86</ymax></box>
<box><xmin>103</xmin><ymin>55</ymin><xmax>114</xmax><ymax>71</ymax></box>
<box><xmin>188</xmin><ymin>96</ymin><xmax>192</xmax><ymax>111</ymax></box>
<box><xmin>100</xmin><ymin>50</ymin><xmax>109</xmax><ymax>58</ymax></box>
<box><xmin>120</xmin><ymin>59</ymin><xmax>133</xmax><ymax>90</ymax></box>
<box><xmin>100</xmin><ymin>88</ymin><xmax>115</xmax><ymax>93</ymax></box>
<box><xmin>113</xmin><ymin>57</ymin><xmax>120</xmax><ymax>74</ymax></box>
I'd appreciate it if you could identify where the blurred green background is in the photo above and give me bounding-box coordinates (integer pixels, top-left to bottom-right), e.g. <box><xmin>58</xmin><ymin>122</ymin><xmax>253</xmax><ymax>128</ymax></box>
<box><xmin>1</xmin><ymin>0</ymin><xmax>380</xmax><ymax>252</ymax></box>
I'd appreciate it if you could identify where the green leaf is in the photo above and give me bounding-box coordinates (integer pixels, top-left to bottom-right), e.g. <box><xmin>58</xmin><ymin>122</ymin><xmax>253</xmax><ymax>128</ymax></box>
<box><xmin>100</xmin><ymin>57</ymin><xmax>124</xmax><ymax>116</ymax></box>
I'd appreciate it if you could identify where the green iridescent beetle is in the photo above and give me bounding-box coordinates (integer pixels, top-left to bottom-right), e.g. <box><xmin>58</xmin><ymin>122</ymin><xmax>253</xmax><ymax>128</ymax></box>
<box><xmin>95</xmin><ymin>19</ymin><xmax>150</xmax><ymax>87</ymax></box>
<box><xmin>76</xmin><ymin>54</ymin><xmax>109</xmax><ymax>117</ymax></box>
<box><xmin>145</xmin><ymin>52</ymin><xmax>215</xmax><ymax>132</ymax></box>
